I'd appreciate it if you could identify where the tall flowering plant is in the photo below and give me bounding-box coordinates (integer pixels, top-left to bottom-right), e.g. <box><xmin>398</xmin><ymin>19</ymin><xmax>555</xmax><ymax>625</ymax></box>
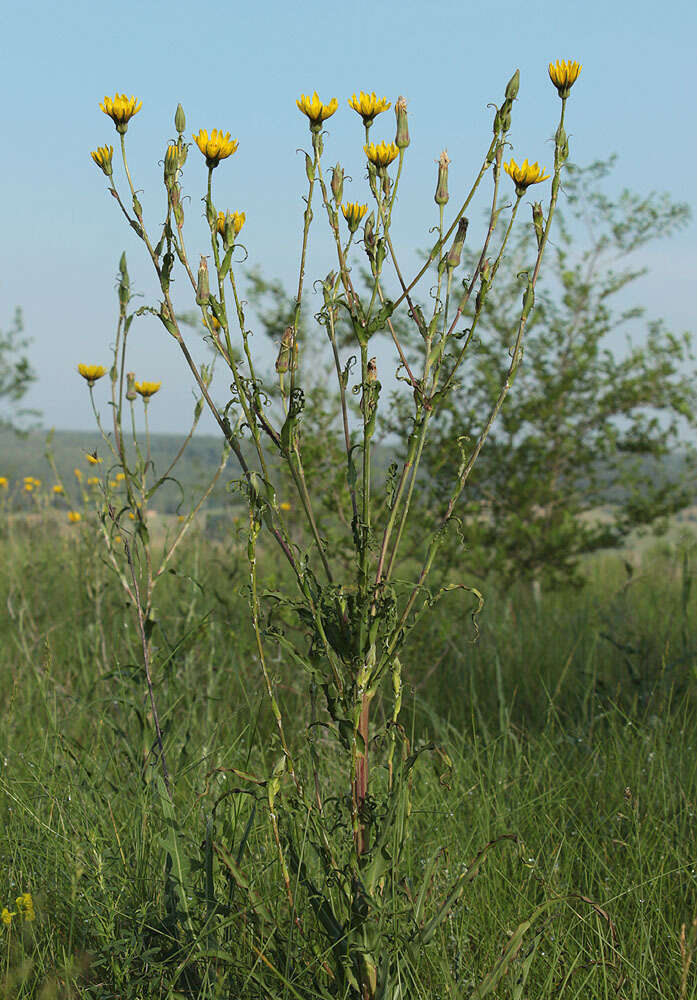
<box><xmin>90</xmin><ymin>65</ymin><xmax>582</xmax><ymax>997</ymax></box>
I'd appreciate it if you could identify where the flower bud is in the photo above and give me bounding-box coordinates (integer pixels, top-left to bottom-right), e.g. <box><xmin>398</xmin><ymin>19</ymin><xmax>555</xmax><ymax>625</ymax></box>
<box><xmin>331</xmin><ymin>163</ymin><xmax>344</xmax><ymax>205</ymax></box>
<box><xmin>175</xmin><ymin>103</ymin><xmax>186</xmax><ymax>135</ymax></box>
<box><xmin>364</xmin><ymin>211</ymin><xmax>376</xmax><ymax>255</ymax></box>
<box><xmin>434</xmin><ymin>151</ymin><xmax>450</xmax><ymax>206</ymax></box>
<box><xmin>275</xmin><ymin>327</ymin><xmax>297</xmax><ymax>374</ymax></box>
<box><xmin>447</xmin><ymin>216</ymin><xmax>468</xmax><ymax>268</ymax></box>
<box><xmin>196</xmin><ymin>256</ymin><xmax>210</xmax><ymax>305</ymax></box>
<box><xmin>126</xmin><ymin>372</ymin><xmax>137</xmax><ymax>401</ymax></box>
<box><xmin>394</xmin><ymin>96</ymin><xmax>410</xmax><ymax>149</ymax></box>
<box><xmin>505</xmin><ymin>69</ymin><xmax>520</xmax><ymax>101</ymax></box>
<box><xmin>164</xmin><ymin>144</ymin><xmax>180</xmax><ymax>186</ymax></box>
<box><xmin>532</xmin><ymin>202</ymin><xmax>544</xmax><ymax>250</ymax></box>
<box><xmin>118</xmin><ymin>253</ymin><xmax>130</xmax><ymax>309</ymax></box>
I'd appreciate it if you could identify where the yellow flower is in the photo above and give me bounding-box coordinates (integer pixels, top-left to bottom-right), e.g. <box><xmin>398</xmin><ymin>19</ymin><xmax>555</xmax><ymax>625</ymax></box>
<box><xmin>78</xmin><ymin>364</ymin><xmax>107</xmax><ymax>386</ymax></box>
<box><xmin>548</xmin><ymin>60</ymin><xmax>582</xmax><ymax>98</ymax></box>
<box><xmin>87</xmin><ymin>476</ymin><xmax>100</xmax><ymax>486</ymax></box>
<box><xmin>1</xmin><ymin>908</ymin><xmax>14</xmax><ymax>927</ymax></box>
<box><xmin>177</xmin><ymin>514</ymin><xmax>186</xmax><ymax>522</ymax></box>
<box><xmin>348</xmin><ymin>92</ymin><xmax>391</xmax><ymax>125</ymax></box>
<box><xmin>193</xmin><ymin>129</ymin><xmax>239</xmax><ymax>168</ymax></box>
<box><xmin>128</xmin><ymin>511</ymin><xmax>137</xmax><ymax>520</ymax></box>
<box><xmin>74</xmin><ymin>467</ymin><xmax>83</xmax><ymax>482</ymax></box>
<box><xmin>90</xmin><ymin>145</ymin><xmax>114</xmax><ymax>177</ymax></box>
<box><xmin>503</xmin><ymin>157</ymin><xmax>550</xmax><ymax>194</ymax></box>
<box><xmin>296</xmin><ymin>92</ymin><xmax>338</xmax><ymax>127</ymax></box>
<box><xmin>15</xmin><ymin>894</ymin><xmax>34</xmax><ymax>922</ymax></box>
<box><xmin>52</xmin><ymin>484</ymin><xmax>64</xmax><ymax>495</ymax></box>
<box><xmin>279</xmin><ymin>502</ymin><xmax>292</xmax><ymax>512</ymax></box>
<box><xmin>23</xmin><ymin>482</ymin><xmax>34</xmax><ymax>493</ymax></box>
<box><xmin>216</xmin><ymin>211</ymin><xmax>246</xmax><ymax>244</ymax></box>
<box><xmin>114</xmin><ymin>534</ymin><xmax>122</xmax><ymax>544</ymax></box>
<box><xmin>341</xmin><ymin>202</ymin><xmax>368</xmax><ymax>233</ymax></box>
<box><xmin>68</xmin><ymin>511</ymin><xmax>82</xmax><ymax>523</ymax></box>
<box><xmin>99</xmin><ymin>94</ymin><xmax>142</xmax><ymax>133</ymax></box>
<box><xmin>364</xmin><ymin>141</ymin><xmax>399</xmax><ymax>169</ymax></box>
<box><xmin>135</xmin><ymin>381</ymin><xmax>161</xmax><ymax>399</ymax></box>
<box><xmin>0</xmin><ymin>476</ymin><xmax>8</xmax><ymax>488</ymax></box>
<box><xmin>86</xmin><ymin>451</ymin><xmax>103</xmax><ymax>465</ymax></box>
<box><xmin>116</xmin><ymin>472</ymin><xmax>126</xmax><ymax>481</ymax></box>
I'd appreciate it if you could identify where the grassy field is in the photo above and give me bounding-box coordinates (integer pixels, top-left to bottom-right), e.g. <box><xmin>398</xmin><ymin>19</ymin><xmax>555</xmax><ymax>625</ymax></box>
<box><xmin>1</xmin><ymin>497</ymin><xmax>697</xmax><ymax>997</ymax></box>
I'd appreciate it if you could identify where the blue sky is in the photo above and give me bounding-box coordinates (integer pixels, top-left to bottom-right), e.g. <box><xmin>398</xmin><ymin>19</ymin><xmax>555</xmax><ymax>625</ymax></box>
<box><xmin>2</xmin><ymin>0</ymin><xmax>695</xmax><ymax>434</ymax></box>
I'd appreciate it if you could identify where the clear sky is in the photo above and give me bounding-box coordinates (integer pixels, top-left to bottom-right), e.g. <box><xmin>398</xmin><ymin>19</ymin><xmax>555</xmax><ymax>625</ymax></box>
<box><xmin>2</xmin><ymin>0</ymin><xmax>695</xmax><ymax>435</ymax></box>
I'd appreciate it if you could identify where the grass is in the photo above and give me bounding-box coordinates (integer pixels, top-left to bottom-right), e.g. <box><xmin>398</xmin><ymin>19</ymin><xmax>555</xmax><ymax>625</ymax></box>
<box><xmin>1</xmin><ymin>512</ymin><xmax>697</xmax><ymax>998</ymax></box>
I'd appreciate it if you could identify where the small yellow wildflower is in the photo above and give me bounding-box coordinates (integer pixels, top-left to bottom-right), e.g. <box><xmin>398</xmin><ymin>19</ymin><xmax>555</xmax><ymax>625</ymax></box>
<box><xmin>177</xmin><ymin>514</ymin><xmax>186</xmax><ymax>522</ymax></box>
<box><xmin>15</xmin><ymin>894</ymin><xmax>34</xmax><ymax>922</ymax></box>
<box><xmin>503</xmin><ymin>158</ymin><xmax>549</xmax><ymax>194</ymax></box>
<box><xmin>193</xmin><ymin>129</ymin><xmax>239</xmax><ymax>168</ymax></box>
<box><xmin>279</xmin><ymin>502</ymin><xmax>292</xmax><ymax>512</ymax></box>
<box><xmin>348</xmin><ymin>92</ymin><xmax>391</xmax><ymax>125</ymax></box>
<box><xmin>68</xmin><ymin>511</ymin><xmax>82</xmax><ymax>524</ymax></box>
<box><xmin>87</xmin><ymin>476</ymin><xmax>100</xmax><ymax>486</ymax></box>
<box><xmin>116</xmin><ymin>472</ymin><xmax>126</xmax><ymax>481</ymax></box>
<box><xmin>216</xmin><ymin>211</ymin><xmax>246</xmax><ymax>244</ymax></box>
<box><xmin>135</xmin><ymin>381</ymin><xmax>161</xmax><ymax>399</ymax></box>
<box><xmin>99</xmin><ymin>94</ymin><xmax>143</xmax><ymax>133</ymax></box>
<box><xmin>296</xmin><ymin>92</ymin><xmax>338</xmax><ymax>127</ymax></box>
<box><xmin>1</xmin><ymin>907</ymin><xmax>14</xmax><ymax>927</ymax></box>
<box><xmin>109</xmin><ymin>479</ymin><xmax>117</xmax><ymax>488</ymax></box>
<box><xmin>90</xmin><ymin>145</ymin><xmax>114</xmax><ymax>177</ymax></box>
<box><xmin>128</xmin><ymin>511</ymin><xmax>137</xmax><ymax>520</ymax></box>
<box><xmin>364</xmin><ymin>141</ymin><xmax>399</xmax><ymax>169</ymax></box>
<box><xmin>52</xmin><ymin>484</ymin><xmax>64</xmax><ymax>495</ymax></box>
<box><xmin>341</xmin><ymin>202</ymin><xmax>368</xmax><ymax>233</ymax></box>
<box><xmin>24</xmin><ymin>483</ymin><xmax>34</xmax><ymax>493</ymax></box>
<box><xmin>77</xmin><ymin>364</ymin><xmax>107</xmax><ymax>386</ymax></box>
<box><xmin>74</xmin><ymin>467</ymin><xmax>83</xmax><ymax>482</ymax></box>
<box><xmin>114</xmin><ymin>534</ymin><xmax>122</xmax><ymax>544</ymax></box>
<box><xmin>548</xmin><ymin>60</ymin><xmax>582</xmax><ymax>98</ymax></box>
<box><xmin>86</xmin><ymin>451</ymin><xmax>103</xmax><ymax>465</ymax></box>
<box><xmin>0</xmin><ymin>476</ymin><xmax>8</xmax><ymax>488</ymax></box>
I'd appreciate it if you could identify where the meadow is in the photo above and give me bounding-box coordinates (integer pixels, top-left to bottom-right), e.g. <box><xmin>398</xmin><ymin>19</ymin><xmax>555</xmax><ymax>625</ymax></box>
<box><xmin>1</xmin><ymin>471</ymin><xmax>697</xmax><ymax>998</ymax></box>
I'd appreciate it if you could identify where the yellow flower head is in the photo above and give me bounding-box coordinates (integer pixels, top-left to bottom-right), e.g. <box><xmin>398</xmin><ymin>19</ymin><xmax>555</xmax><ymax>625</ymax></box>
<box><xmin>348</xmin><ymin>92</ymin><xmax>391</xmax><ymax>125</ymax></box>
<box><xmin>78</xmin><ymin>364</ymin><xmax>107</xmax><ymax>387</ymax></box>
<box><xmin>87</xmin><ymin>476</ymin><xmax>100</xmax><ymax>486</ymax></box>
<box><xmin>116</xmin><ymin>472</ymin><xmax>126</xmax><ymax>481</ymax></box>
<box><xmin>0</xmin><ymin>477</ymin><xmax>8</xmax><ymax>488</ymax></box>
<box><xmin>341</xmin><ymin>202</ymin><xmax>368</xmax><ymax>233</ymax></box>
<box><xmin>74</xmin><ymin>468</ymin><xmax>83</xmax><ymax>482</ymax></box>
<box><xmin>548</xmin><ymin>60</ymin><xmax>582</xmax><ymax>98</ymax></box>
<box><xmin>52</xmin><ymin>484</ymin><xmax>64</xmax><ymax>495</ymax></box>
<box><xmin>279</xmin><ymin>501</ymin><xmax>292</xmax><ymax>512</ymax></box>
<box><xmin>296</xmin><ymin>92</ymin><xmax>338</xmax><ymax>128</ymax></box>
<box><xmin>15</xmin><ymin>894</ymin><xmax>34</xmax><ymax>922</ymax></box>
<box><xmin>99</xmin><ymin>94</ymin><xmax>142</xmax><ymax>134</ymax></box>
<box><xmin>1</xmin><ymin>908</ymin><xmax>14</xmax><ymax>927</ymax></box>
<box><xmin>90</xmin><ymin>145</ymin><xmax>114</xmax><ymax>177</ymax></box>
<box><xmin>503</xmin><ymin>157</ymin><xmax>550</xmax><ymax>194</ymax></box>
<box><xmin>193</xmin><ymin>129</ymin><xmax>239</xmax><ymax>168</ymax></box>
<box><xmin>86</xmin><ymin>451</ymin><xmax>103</xmax><ymax>465</ymax></box>
<box><xmin>216</xmin><ymin>210</ymin><xmax>246</xmax><ymax>244</ymax></box>
<box><xmin>68</xmin><ymin>511</ymin><xmax>82</xmax><ymax>524</ymax></box>
<box><xmin>135</xmin><ymin>381</ymin><xmax>161</xmax><ymax>399</ymax></box>
<box><xmin>24</xmin><ymin>482</ymin><xmax>34</xmax><ymax>493</ymax></box>
<box><xmin>364</xmin><ymin>141</ymin><xmax>399</xmax><ymax>170</ymax></box>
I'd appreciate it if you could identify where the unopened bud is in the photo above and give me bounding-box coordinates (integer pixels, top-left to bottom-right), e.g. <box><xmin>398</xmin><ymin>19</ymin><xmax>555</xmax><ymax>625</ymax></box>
<box><xmin>196</xmin><ymin>256</ymin><xmax>210</xmax><ymax>305</ymax></box>
<box><xmin>174</xmin><ymin>103</ymin><xmax>186</xmax><ymax>135</ymax></box>
<box><xmin>164</xmin><ymin>144</ymin><xmax>180</xmax><ymax>185</ymax></box>
<box><xmin>435</xmin><ymin>150</ymin><xmax>450</xmax><ymax>206</ymax></box>
<box><xmin>447</xmin><ymin>216</ymin><xmax>468</xmax><ymax>268</ymax></box>
<box><xmin>532</xmin><ymin>202</ymin><xmax>544</xmax><ymax>250</ymax></box>
<box><xmin>275</xmin><ymin>327</ymin><xmax>297</xmax><ymax>374</ymax></box>
<box><xmin>126</xmin><ymin>372</ymin><xmax>137</xmax><ymax>401</ymax></box>
<box><xmin>364</xmin><ymin>211</ymin><xmax>376</xmax><ymax>254</ymax></box>
<box><xmin>505</xmin><ymin>69</ymin><xmax>520</xmax><ymax>102</ymax></box>
<box><xmin>394</xmin><ymin>96</ymin><xmax>410</xmax><ymax>149</ymax></box>
<box><xmin>331</xmin><ymin>163</ymin><xmax>344</xmax><ymax>205</ymax></box>
<box><xmin>481</xmin><ymin>258</ymin><xmax>492</xmax><ymax>285</ymax></box>
<box><xmin>118</xmin><ymin>253</ymin><xmax>130</xmax><ymax>308</ymax></box>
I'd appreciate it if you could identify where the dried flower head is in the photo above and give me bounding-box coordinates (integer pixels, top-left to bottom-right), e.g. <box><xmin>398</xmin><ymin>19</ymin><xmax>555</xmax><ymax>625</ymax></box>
<box><xmin>503</xmin><ymin>157</ymin><xmax>549</xmax><ymax>194</ymax></box>
<box><xmin>193</xmin><ymin>129</ymin><xmax>239</xmax><ymax>168</ymax></box>
<box><xmin>348</xmin><ymin>92</ymin><xmax>391</xmax><ymax>125</ymax></box>
<box><xmin>77</xmin><ymin>364</ymin><xmax>107</xmax><ymax>387</ymax></box>
<box><xmin>364</xmin><ymin>141</ymin><xmax>399</xmax><ymax>169</ymax></box>
<box><xmin>99</xmin><ymin>94</ymin><xmax>142</xmax><ymax>133</ymax></box>
<box><xmin>548</xmin><ymin>60</ymin><xmax>582</xmax><ymax>98</ymax></box>
<box><xmin>296</xmin><ymin>92</ymin><xmax>338</xmax><ymax>127</ymax></box>
<box><xmin>90</xmin><ymin>145</ymin><xmax>114</xmax><ymax>176</ymax></box>
<box><xmin>135</xmin><ymin>381</ymin><xmax>162</xmax><ymax>399</ymax></box>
